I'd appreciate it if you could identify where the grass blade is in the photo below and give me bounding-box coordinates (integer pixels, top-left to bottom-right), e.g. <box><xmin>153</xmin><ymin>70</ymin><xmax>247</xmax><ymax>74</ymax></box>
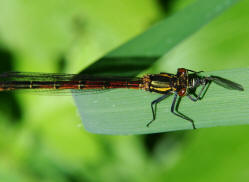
<box><xmin>75</xmin><ymin>68</ymin><xmax>248</xmax><ymax>134</ymax></box>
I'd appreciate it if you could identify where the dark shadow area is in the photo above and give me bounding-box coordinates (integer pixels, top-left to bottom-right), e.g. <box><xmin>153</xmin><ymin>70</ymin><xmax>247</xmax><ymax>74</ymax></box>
<box><xmin>57</xmin><ymin>55</ymin><xmax>67</xmax><ymax>73</ymax></box>
<box><xmin>143</xmin><ymin>131</ymin><xmax>186</xmax><ymax>156</ymax></box>
<box><xmin>0</xmin><ymin>48</ymin><xmax>22</xmax><ymax>123</ymax></box>
<box><xmin>143</xmin><ymin>133</ymin><xmax>165</xmax><ymax>155</ymax></box>
<box><xmin>157</xmin><ymin>0</ymin><xmax>176</xmax><ymax>15</ymax></box>
<box><xmin>79</xmin><ymin>56</ymin><xmax>160</xmax><ymax>77</ymax></box>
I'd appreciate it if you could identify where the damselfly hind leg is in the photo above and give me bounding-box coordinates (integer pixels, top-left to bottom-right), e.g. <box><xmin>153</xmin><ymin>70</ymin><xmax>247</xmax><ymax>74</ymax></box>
<box><xmin>147</xmin><ymin>92</ymin><xmax>171</xmax><ymax>127</ymax></box>
<box><xmin>171</xmin><ymin>93</ymin><xmax>196</xmax><ymax>129</ymax></box>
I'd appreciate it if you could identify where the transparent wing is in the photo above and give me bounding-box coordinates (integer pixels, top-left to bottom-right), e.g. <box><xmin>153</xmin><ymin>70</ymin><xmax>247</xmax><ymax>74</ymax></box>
<box><xmin>0</xmin><ymin>72</ymin><xmax>140</xmax><ymax>81</ymax></box>
<box><xmin>2</xmin><ymin>87</ymin><xmax>114</xmax><ymax>96</ymax></box>
<box><xmin>0</xmin><ymin>72</ymin><xmax>76</xmax><ymax>81</ymax></box>
<box><xmin>206</xmin><ymin>76</ymin><xmax>244</xmax><ymax>91</ymax></box>
<box><xmin>0</xmin><ymin>72</ymin><xmax>140</xmax><ymax>95</ymax></box>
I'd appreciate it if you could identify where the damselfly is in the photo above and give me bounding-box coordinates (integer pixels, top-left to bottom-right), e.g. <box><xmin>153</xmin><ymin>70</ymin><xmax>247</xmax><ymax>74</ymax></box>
<box><xmin>0</xmin><ymin>68</ymin><xmax>244</xmax><ymax>129</ymax></box>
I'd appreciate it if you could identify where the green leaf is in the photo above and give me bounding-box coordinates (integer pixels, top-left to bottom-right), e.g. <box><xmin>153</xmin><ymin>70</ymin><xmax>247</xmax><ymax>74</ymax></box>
<box><xmin>74</xmin><ymin>0</ymin><xmax>243</xmax><ymax>134</ymax></box>
<box><xmin>75</xmin><ymin>68</ymin><xmax>247</xmax><ymax>134</ymax></box>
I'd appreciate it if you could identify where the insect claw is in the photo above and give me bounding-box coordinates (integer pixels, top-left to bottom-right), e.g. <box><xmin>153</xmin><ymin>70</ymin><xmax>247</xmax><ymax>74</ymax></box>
<box><xmin>146</xmin><ymin>121</ymin><xmax>152</xmax><ymax>127</ymax></box>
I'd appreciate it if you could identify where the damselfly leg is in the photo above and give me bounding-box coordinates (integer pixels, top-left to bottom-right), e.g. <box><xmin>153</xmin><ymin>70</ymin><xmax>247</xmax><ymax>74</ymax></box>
<box><xmin>147</xmin><ymin>92</ymin><xmax>171</xmax><ymax>127</ymax></box>
<box><xmin>147</xmin><ymin>91</ymin><xmax>196</xmax><ymax>129</ymax></box>
<box><xmin>171</xmin><ymin>93</ymin><xmax>196</xmax><ymax>129</ymax></box>
<box><xmin>187</xmin><ymin>80</ymin><xmax>211</xmax><ymax>102</ymax></box>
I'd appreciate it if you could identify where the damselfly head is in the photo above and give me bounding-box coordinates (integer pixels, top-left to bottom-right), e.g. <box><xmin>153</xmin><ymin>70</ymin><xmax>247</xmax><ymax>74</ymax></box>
<box><xmin>189</xmin><ymin>75</ymin><xmax>207</xmax><ymax>89</ymax></box>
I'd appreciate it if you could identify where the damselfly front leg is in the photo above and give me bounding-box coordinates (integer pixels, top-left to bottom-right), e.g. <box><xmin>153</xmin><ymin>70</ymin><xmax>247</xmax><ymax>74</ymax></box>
<box><xmin>187</xmin><ymin>80</ymin><xmax>211</xmax><ymax>102</ymax></box>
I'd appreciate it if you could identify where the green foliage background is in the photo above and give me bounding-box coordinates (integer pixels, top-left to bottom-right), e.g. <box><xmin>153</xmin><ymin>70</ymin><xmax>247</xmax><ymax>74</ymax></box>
<box><xmin>0</xmin><ymin>0</ymin><xmax>248</xmax><ymax>181</ymax></box>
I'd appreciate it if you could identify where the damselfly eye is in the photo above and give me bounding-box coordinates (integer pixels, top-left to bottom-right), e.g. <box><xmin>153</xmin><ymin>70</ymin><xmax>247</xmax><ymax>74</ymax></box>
<box><xmin>177</xmin><ymin>68</ymin><xmax>187</xmax><ymax>75</ymax></box>
<box><xmin>178</xmin><ymin>88</ymin><xmax>186</xmax><ymax>96</ymax></box>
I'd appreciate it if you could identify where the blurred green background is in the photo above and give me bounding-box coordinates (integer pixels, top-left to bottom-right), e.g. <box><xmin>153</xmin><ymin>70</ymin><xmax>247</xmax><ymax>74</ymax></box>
<box><xmin>0</xmin><ymin>0</ymin><xmax>249</xmax><ymax>181</ymax></box>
